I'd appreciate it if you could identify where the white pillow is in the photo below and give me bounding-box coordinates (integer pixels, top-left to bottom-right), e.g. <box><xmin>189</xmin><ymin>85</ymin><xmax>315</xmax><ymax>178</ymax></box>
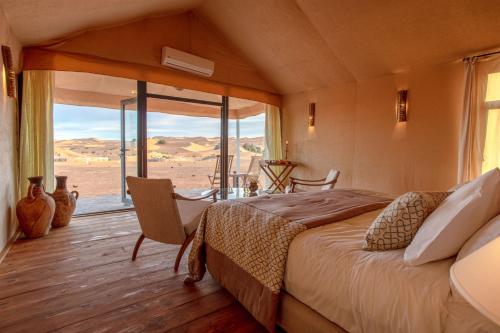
<box><xmin>456</xmin><ymin>214</ymin><xmax>500</xmax><ymax>261</ymax></box>
<box><xmin>404</xmin><ymin>168</ymin><xmax>500</xmax><ymax>265</ymax></box>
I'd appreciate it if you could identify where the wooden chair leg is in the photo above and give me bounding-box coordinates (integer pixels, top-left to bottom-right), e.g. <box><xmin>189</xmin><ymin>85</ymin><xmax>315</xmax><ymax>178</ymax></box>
<box><xmin>132</xmin><ymin>233</ymin><xmax>145</xmax><ymax>261</ymax></box>
<box><xmin>174</xmin><ymin>231</ymin><xmax>196</xmax><ymax>272</ymax></box>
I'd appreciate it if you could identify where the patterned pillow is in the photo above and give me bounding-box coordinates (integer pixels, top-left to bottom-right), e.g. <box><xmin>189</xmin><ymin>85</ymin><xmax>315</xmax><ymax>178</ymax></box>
<box><xmin>363</xmin><ymin>192</ymin><xmax>450</xmax><ymax>251</ymax></box>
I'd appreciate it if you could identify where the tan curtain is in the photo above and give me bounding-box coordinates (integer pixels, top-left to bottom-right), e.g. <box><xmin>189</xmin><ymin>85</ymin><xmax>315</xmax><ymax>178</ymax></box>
<box><xmin>457</xmin><ymin>57</ymin><xmax>500</xmax><ymax>183</ymax></box>
<box><xmin>458</xmin><ymin>58</ymin><xmax>480</xmax><ymax>183</ymax></box>
<box><xmin>264</xmin><ymin>104</ymin><xmax>283</xmax><ymax>161</ymax></box>
<box><xmin>19</xmin><ymin>70</ymin><xmax>55</xmax><ymax>196</ymax></box>
<box><xmin>264</xmin><ymin>104</ymin><xmax>283</xmax><ymax>187</ymax></box>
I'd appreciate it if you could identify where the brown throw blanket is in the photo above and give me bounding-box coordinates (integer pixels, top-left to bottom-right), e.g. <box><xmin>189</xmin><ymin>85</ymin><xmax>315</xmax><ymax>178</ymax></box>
<box><xmin>187</xmin><ymin>189</ymin><xmax>392</xmax><ymax>332</ymax></box>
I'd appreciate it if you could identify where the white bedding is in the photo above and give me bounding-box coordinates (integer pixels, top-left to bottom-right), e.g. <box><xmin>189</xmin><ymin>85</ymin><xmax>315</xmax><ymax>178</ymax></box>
<box><xmin>283</xmin><ymin>209</ymin><xmax>496</xmax><ymax>333</ymax></box>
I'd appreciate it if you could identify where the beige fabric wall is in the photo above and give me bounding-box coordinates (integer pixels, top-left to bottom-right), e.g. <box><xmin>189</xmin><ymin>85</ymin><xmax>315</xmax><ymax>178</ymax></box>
<box><xmin>283</xmin><ymin>82</ymin><xmax>357</xmax><ymax>188</ymax></box>
<box><xmin>0</xmin><ymin>8</ymin><xmax>21</xmax><ymax>252</ymax></box>
<box><xmin>283</xmin><ymin>63</ymin><xmax>463</xmax><ymax>195</ymax></box>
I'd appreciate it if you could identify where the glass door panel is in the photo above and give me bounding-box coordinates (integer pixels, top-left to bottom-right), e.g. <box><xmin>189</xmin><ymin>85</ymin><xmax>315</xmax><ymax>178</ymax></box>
<box><xmin>120</xmin><ymin>98</ymin><xmax>138</xmax><ymax>205</ymax></box>
<box><xmin>146</xmin><ymin>102</ymin><xmax>221</xmax><ymax>196</ymax></box>
<box><xmin>145</xmin><ymin>83</ymin><xmax>222</xmax><ymax>197</ymax></box>
<box><xmin>53</xmin><ymin>71</ymin><xmax>138</xmax><ymax>215</ymax></box>
<box><xmin>228</xmin><ymin>97</ymin><xmax>266</xmax><ymax>190</ymax></box>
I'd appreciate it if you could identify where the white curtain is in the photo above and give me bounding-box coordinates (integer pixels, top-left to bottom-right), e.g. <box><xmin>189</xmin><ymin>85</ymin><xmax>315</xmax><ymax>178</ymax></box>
<box><xmin>19</xmin><ymin>70</ymin><xmax>55</xmax><ymax>196</ymax></box>
<box><xmin>264</xmin><ymin>104</ymin><xmax>283</xmax><ymax>161</ymax></box>
<box><xmin>264</xmin><ymin>105</ymin><xmax>284</xmax><ymax>187</ymax></box>
<box><xmin>457</xmin><ymin>56</ymin><xmax>500</xmax><ymax>183</ymax></box>
<box><xmin>458</xmin><ymin>58</ymin><xmax>480</xmax><ymax>183</ymax></box>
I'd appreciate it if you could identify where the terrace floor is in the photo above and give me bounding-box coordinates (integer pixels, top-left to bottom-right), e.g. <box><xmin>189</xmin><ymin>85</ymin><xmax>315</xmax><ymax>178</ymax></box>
<box><xmin>74</xmin><ymin>189</ymin><xmax>208</xmax><ymax>215</ymax></box>
<box><xmin>0</xmin><ymin>211</ymin><xmax>265</xmax><ymax>332</ymax></box>
<box><xmin>75</xmin><ymin>194</ymin><xmax>133</xmax><ymax>214</ymax></box>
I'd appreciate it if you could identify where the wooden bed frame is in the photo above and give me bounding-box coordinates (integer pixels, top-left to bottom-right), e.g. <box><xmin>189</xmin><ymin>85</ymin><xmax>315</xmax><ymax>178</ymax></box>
<box><xmin>277</xmin><ymin>292</ymin><xmax>347</xmax><ymax>333</ymax></box>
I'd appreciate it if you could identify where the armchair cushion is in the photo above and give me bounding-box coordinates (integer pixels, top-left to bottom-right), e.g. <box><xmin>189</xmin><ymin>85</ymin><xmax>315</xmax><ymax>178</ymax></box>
<box><xmin>177</xmin><ymin>200</ymin><xmax>211</xmax><ymax>235</ymax></box>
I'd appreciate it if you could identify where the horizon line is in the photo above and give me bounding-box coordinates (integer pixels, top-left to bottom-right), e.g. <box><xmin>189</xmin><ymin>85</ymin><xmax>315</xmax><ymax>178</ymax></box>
<box><xmin>54</xmin><ymin>136</ymin><xmax>265</xmax><ymax>141</ymax></box>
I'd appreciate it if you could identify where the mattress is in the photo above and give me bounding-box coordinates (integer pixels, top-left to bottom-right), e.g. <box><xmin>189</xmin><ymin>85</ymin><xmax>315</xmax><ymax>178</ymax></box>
<box><xmin>284</xmin><ymin>209</ymin><xmax>455</xmax><ymax>333</ymax></box>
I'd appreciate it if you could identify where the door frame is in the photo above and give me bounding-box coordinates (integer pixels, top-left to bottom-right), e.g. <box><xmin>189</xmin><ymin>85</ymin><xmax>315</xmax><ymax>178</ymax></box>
<box><xmin>120</xmin><ymin>82</ymin><xmax>231</xmax><ymax>203</ymax></box>
<box><xmin>119</xmin><ymin>97</ymin><xmax>137</xmax><ymax>204</ymax></box>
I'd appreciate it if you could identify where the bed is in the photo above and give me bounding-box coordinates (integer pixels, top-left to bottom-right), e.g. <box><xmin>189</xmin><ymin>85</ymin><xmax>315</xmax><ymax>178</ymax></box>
<box><xmin>282</xmin><ymin>209</ymin><xmax>448</xmax><ymax>332</ymax></box>
<box><xmin>186</xmin><ymin>189</ymin><xmax>498</xmax><ymax>333</ymax></box>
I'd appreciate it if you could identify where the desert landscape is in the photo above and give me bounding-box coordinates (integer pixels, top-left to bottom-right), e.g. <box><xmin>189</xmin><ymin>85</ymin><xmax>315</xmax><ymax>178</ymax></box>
<box><xmin>55</xmin><ymin>136</ymin><xmax>264</xmax><ymax>213</ymax></box>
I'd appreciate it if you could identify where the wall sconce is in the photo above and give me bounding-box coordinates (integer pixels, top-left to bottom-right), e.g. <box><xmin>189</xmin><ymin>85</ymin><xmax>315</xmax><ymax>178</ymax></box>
<box><xmin>396</xmin><ymin>90</ymin><xmax>408</xmax><ymax>122</ymax></box>
<box><xmin>308</xmin><ymin>103</ymin><xmax>316</xmax><ymax>127</ymax></box>
<box><xmin>1</xmin><ymin>45</ymin><xmax>16</xmax><ymax>98</ymax></box>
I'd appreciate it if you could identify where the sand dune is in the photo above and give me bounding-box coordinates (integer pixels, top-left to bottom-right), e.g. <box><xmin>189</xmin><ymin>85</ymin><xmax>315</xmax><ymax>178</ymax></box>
<box><xmin>54</xmin><ymin>136</ymin><xmax>265</xmax><ymax>197</ymax></box>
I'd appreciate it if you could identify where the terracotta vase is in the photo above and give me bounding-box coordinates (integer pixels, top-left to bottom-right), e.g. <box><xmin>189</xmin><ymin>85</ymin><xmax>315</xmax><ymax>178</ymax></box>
<box><xmin>248</xmin><ymin>179</ymin><xmax>259</xmax><ymax>193</ymax></box>
<box><xmin>50</xmin><ymin>176</ymin><xmax>79</xmax><ymax>228</ymax></box>
<box><xmin>16</xmin><ymin>176</ymin><xmax>56</xmax><ymax>238</ymax></box>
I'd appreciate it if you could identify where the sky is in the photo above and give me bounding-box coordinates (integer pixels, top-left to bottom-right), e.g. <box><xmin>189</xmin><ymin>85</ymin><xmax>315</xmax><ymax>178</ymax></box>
<box><xmin>53</xmin><ymin>104</ymin><xmax>265</xmax><ymax>140</ymax></box>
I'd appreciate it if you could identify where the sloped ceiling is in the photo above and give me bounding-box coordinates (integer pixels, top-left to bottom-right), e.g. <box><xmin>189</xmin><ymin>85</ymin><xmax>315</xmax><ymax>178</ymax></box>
<box><xmin>0</xmin><ymin>0</ymin><xmax>203</xmax><ymax>45</ymax></box>
<box><xmin>198</xmin><ymin>0</ymin><xmax>500</xmax><ymax>93</ymax></box>
<box><xmin>197</xmin><ymin>0</ymin><xmax>355</xmax><ymax>94</ymax></box>
<box><xmin>293</xmin><ymin>0</ymin><xmax>500</xmax><ymax>79</ymax></box>
<box><xmin>2</xmin><ymin>0</ymin><xmax>500</xmax><ymax>94</ymax></box>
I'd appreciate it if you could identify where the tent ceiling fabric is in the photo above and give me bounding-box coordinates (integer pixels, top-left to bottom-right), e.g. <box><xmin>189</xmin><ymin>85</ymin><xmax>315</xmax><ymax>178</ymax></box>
<box><xmin>0</xmin><ymin>0</ymin><xmax>203</xmax><ymax>45</ymax></box>
<box><xmin>198</xmin><ymin>0</ymin><xmax>500</xmax><ymax>92</ymax></box>
<box><xmin>3</xmin><ymin>0</ymin><xmax>500</xmax><ymax>94</ymax></box>
<box><xmin>292</xmin><ymin>0</ymin><xmax>500</xmax><ymax>79</ymax></box>
<box><xmin>197</xmin><ymin>0</ymin><xmax>356</xmax><ymax>94</ymax></box>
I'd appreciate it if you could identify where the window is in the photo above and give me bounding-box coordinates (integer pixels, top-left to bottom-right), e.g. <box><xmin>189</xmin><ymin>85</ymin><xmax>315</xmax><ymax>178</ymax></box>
<box><xmin>482</xmin><ymin>73</ymin><xmax>500</xmax><ymax>173</ymax></box>
<box><xmin>53</xmin><ymin>72</ymin><xmax>272</xmax><ymax>213</ymax></box>
<box><xmin>53</xmin><ymin>72</ymin><xmax>137</xmax><ymax>214</ymax></box>
<box><xmin>228</xmin><ymin>98</ymin><xmax>266</xmax><ymax>189</ymax></box>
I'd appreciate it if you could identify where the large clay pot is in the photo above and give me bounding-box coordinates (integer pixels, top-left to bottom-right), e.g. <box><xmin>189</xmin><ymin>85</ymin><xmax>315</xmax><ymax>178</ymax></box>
<box><xmin>16</xmin><ymin>176</ymin><xmax>56</xmax><ymax>238</ymax></box>
<box><xmin>50</xmin><ymin>176</ymin><xmax>79</xmax><ymax>228</ymax></box>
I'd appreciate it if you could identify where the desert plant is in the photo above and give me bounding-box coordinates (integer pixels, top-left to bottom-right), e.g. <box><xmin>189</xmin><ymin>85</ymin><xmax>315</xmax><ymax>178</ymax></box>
<box><xmin>242</xmin><ymin>143</ymin><xmax>262</xmax><ymax>153</ymax></box>
<box><xmin>202</xmin><ymin>154</ymin><xmax>217</xmax><ymax>160</ymax></box>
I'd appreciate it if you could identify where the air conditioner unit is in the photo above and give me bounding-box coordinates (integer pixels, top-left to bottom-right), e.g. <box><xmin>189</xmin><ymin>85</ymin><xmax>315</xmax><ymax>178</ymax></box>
<box><xmin>161</xmin><ymin>47</ymin><xmax>215</xmax><ymax>77</ymax></box>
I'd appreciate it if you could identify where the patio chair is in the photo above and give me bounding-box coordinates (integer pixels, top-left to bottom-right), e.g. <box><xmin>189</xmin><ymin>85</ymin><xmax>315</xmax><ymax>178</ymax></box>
<box><xmin>288</xmin><ymin>169</ymin><xmax>340</xmax><ymax>193</ymax></box>
<box><xmin>208</xmin><ymin>155</ymin><xmax>234</xmax><ymax>189</ymax></box>
<box><xmin>246</xmin><ymin>155</ymin><xmax>262</xmax><ymax>182</ymax></box>
<box><xmin>230</xmin><ymin>155</ymin><xmax>262</xmax><ymax>188</ymax></box>
<box><xmin>126</xmin><ymin>176</ymin><xmax>217</xmax><ymax>272</ymax></box>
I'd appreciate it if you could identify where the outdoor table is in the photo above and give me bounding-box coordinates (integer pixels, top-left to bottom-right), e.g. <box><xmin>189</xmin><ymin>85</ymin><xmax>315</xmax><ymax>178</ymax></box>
<box><xmin>229</xmin><ymin>172</ymin><xmax>248</xmax><ymax>188</ymax></box>
<box><xmin>259</xmin><ymin>160</ymin><xmax>298</xmax><ymax>193</ymax></box>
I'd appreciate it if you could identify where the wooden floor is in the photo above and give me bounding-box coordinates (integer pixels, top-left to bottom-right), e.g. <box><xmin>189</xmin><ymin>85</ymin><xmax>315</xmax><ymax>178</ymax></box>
<box><xmin>0</xmin><ymin>211</ymin><xmax>266</xmax><ymax>333</ymax></box>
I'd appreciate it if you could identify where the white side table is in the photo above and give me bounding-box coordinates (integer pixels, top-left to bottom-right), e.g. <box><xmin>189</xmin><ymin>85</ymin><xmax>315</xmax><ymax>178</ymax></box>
<box><xmin>450</xmin><ymin>236</ymin><xmax>500</xmax><ymax>326</ymax></box>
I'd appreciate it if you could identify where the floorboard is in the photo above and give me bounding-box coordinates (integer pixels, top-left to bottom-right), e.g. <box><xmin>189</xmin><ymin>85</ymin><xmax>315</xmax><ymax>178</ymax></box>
<box><xmin>0</xmin><ymin>211</ymin><xmax>266</xmax><ymax>333</ymax></box>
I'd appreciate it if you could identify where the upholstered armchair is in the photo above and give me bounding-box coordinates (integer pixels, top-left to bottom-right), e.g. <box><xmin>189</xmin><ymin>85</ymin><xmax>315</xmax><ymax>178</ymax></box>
<box><xmin>126</xmin><ymin>176</ymin><xmax>218</xmax><ymax>271</ymax></box>
<box><xmin>288</xmin><ymin>169</ymin><xmax>340</xmax><ymax>193</ymax></box>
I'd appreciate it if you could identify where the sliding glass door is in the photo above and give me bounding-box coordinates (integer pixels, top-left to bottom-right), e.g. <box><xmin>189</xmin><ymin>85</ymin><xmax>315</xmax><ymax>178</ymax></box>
<box><xmin>54</xmin><ymin>71</ymin><xmax>269</xmax><ymax>215</ymax></box>
<box><xmin>53</xmin><ymin>71</ymin><xmax>138</xmax><ymax>215</ymax></box>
